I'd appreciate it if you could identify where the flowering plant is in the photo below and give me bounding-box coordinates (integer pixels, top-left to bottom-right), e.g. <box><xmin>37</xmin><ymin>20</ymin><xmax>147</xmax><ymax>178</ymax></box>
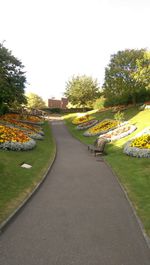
<box><xmin>0</xmin><ymin>115</ymin><xmax>44</xmax><ymax>137</ymax></box>
<box><xmin>76</xmin><ymin>119</ymin><xmax>98</xmax><ymax>130</ymax></box>
<box><xmin>130</xmin><ymin>135</ymin><xmax>150</xmax><ymax>149</ymax></box>
<box><xmin>0</xmin><ymin>125</ymin><xmax>36</xmax><ymax>150</ymax></box>
<box><xmin>123</xmin><ymin>127</ymin><xmax>150</xmax><ymax>158</ymax></box>
<box><xmin>72</xmin><ymin>115</ymin><xmax>94</xmax><ymax>125</ymax></box>
<box><xmin>84</xmin><ymin>119</ymin><xmax>118</xmax><ymax>136</ymax></box>
<box><xmin>98</xmin><ymin>124</ymin><xmax>136</xmax><ymax>141</ymax></box>
<box><xmin>25</xmin><ymin>131</ymin><xmax>44</xmax><ymax>140</ymax></box>
<box><xmin>5</xmin><ymin>119</ymin><xmax>43</xmax><ymax>133</ymax></box>
<box><xmin>0</xmin><ymin>114</ymin><xmax>44</xmax><ymax>125</ymax></box>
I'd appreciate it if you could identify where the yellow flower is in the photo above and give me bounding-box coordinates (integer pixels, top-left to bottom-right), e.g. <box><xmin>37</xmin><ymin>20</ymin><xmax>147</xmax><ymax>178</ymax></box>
<box><xmin>72</xmin><ymin>115</ymin><xmax>94</xmax><ymax>125</ymax></box>
<box><xmin>131</xmin><ymin>135</ymin><xmax>150</xmax><ymax>149</ymax></box>
<box><xmin>87</xmin><ymin>120</ymin><xmax>118</xmax><ymax>134</ymax></box>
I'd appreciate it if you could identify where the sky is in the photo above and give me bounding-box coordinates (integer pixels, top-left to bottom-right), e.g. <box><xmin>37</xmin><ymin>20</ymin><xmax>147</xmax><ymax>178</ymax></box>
<box><xmin>0</xmin><ymin>0</ymin><xmax>150</xmax><ymax>104</ymax></box>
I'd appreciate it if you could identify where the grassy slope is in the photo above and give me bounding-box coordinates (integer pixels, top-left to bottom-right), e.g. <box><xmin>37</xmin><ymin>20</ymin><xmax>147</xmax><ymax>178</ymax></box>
<box><xmin>64</xmin><ymin>108</ymin><xmax>150</xmax><ymax>236</ymax></box>
<box><xmin>0</xmin><ymin>121</ymin><xmax>56</xmax><ymax>224</ymax></box>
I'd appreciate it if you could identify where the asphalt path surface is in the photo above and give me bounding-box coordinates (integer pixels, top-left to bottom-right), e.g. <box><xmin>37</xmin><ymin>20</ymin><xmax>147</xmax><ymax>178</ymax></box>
<box><xmin>0</xmin><ymin>120</ymin><xmax>150</xmax><ymax>265</ymax></box>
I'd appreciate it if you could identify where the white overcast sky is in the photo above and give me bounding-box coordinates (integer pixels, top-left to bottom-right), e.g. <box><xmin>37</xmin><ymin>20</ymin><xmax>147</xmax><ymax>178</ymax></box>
<box><xmin>0</xmin><ymin>0</ymin><xmax>150</xmax><ymax>102</ymax></box>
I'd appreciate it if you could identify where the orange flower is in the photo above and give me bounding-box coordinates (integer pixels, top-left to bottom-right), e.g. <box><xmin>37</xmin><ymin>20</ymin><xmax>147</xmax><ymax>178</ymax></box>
<box><xmin>0</xmin><ymin>125</ymin><xmax>30</xmax><ymax>143</ymax></box>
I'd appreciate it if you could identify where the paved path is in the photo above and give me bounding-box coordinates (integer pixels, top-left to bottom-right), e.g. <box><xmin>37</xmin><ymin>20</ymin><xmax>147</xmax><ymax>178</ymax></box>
<box><xmin>0</xmin><ymin>121</ymin><xmax>150</xmax><ymax>265</ymax></box>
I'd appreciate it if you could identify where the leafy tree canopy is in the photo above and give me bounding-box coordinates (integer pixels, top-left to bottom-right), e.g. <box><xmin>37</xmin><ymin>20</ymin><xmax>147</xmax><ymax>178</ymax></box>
<box><xmin>103</xmin><ymin>49</ymin><xmax>150</xmax><ymax>105</ymax></box>
<box><xmin>0</xmin><ymin>42</ymin><xmax>27</xmax><ymax>109</ymax></box>
<box><xmin>65</xmin><ymin>75</ymin><xmax>100</xmax><ymax>107</ymax></box>
<box><xmin>26</xmin><ymin>93</ymin><xmax>46</xmax><ymax>109</ymax></box>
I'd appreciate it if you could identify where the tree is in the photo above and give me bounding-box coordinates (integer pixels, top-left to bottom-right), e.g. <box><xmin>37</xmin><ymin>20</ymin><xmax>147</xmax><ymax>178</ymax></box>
<box><xmin>134</xmin><ymin>51</ymin><xmax>150</xmax><ymax>90</ymax></box>
<box><xmin>103</xmin><ymin>49</ymin><xmax>150</xmax><ymax>106</ymax></box>
<box><xmin>0</xmin><ymin>42</ymin><xmax>27</xmax><ymax>111</ymax></box>
<box><xmin>26</xmin><ymin>93</ymin><xmax>46</xmax><ymax>109</ymax></box>
<box><xmin>65</xmin><ymin>75</ymin><xmax>100</xmax><ymax>107</ymax></box>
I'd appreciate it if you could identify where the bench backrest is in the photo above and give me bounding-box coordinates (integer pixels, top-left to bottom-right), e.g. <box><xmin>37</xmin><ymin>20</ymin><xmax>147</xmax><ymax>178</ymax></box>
<box><xmin>97</xmin><ymin>137</ymin><xmax>108</xmax><ymax>151</ymax></box>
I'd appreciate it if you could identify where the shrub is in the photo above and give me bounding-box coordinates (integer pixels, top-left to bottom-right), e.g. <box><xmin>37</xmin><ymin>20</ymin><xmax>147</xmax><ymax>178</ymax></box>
<box><xmin>114</xmin><ymin>111</ymin><xmax>125</xmax><ymax>125</ymax></box>
<box><xmin>93</xmin><ymin>97</ymin><xmax>105</xmax><ymax>110</ymax></box>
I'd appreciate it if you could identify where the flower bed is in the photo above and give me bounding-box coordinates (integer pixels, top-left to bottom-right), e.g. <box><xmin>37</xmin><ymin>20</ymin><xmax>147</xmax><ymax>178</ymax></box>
<box><xmin>25</xmin><ymin>131</ymin><xmax>44</xmax><ymax>140</ymax></box>
<box><xmin>123</xmin><ymin>127</ymin><xmax>150</xmax><ymax>158</ymax></box>
<box><xmin>16</xmin><ymin>119</ymin><xmax>44</xmax><ymax>125</ymax></box>
<box><xmin>6</xmin><ymin>119</ymin><xmax>43</xmax><ymax>133</ymax></box>
<box><xmin>83</xmin><ymin>119</ymin><xmax>119</xmax><ymax>136</ymax></box>
<box><xmin>131</xmin><ymin>135</ymin><xmax>150</xmax><ymax>149</ymax></box>
<box><xmin>111</xmin><ymin>105</ymin><xmax>127</xmax><ymax>113</ymax></box>
<box><xmin>0</xmin><ymin>116</ymin><xmax>44</xmax><ymax>136</ymax></box>
<box><xmin>0</xmin><ymin>114</ymin><xmax>44</xmax><ymax>125</ymax></box>
<box><xmin>76</xmin><ymin>119</ymin><xmax>98</xmax><ymax>130</ymax></box>
<box><xmin>98</xmin><ymin>124</ymin><xmax>137</xmax><ymax>141</ymax></box>
<box><xmin>0</xmin><ymin>125</ymin><xmax>36</xmax><ymax>151</ymax></box>
<box><xmin>72</xmin><ymin>115</ymin><xmax>95</xmax><ymax>125</ymax></box>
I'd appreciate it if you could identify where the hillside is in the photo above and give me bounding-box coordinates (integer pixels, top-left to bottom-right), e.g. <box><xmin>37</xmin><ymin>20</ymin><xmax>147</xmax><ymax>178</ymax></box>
<box><xmin>64</xmin><ymin>107</ymin><xmax>150</xmax><ymax>237</ymax></box>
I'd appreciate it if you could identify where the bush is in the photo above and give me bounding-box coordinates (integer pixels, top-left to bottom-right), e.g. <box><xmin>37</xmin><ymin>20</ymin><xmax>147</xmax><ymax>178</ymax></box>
<box><xmin>93</xmin><ymin>97</ymin><xmax>105</xmax><ymax>110</ymax></box>
<box><xmin>104</xmin><ymin>89</ymin><xmax>150</xmax><ymax>107</ymax></box>
<box><xmin>104</xmin><ymin>95</ymin><xmax>130</xmax><ymax>107</ymax></box>
<box><xmin>0</xmin><ymin>103</ymin><xmax>9</xmax><ymax>115</ymax></box>
<box><xmin>114</xmin><ymin>111</ymin><xmax>125</xmax><ymax>124</ymax></box>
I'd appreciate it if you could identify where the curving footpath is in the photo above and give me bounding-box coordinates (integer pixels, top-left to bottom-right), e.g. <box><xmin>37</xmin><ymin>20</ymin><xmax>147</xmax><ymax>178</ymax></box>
<box><xmin>0</xmin><ymin>120</ymin><xmax>150</xmax><ymax>265</ymax></box>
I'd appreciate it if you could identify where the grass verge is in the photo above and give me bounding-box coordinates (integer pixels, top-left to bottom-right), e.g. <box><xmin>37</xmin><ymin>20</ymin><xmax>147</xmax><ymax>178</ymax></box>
<box><xmin>64</xmin><ymin>108</ymin><xmax>150</xmax><ymax>237</ymax></box>
<box><xmin>0</xmin><ymin>121</ymin><xmax>56</xmax><ymax>224</ymax></box>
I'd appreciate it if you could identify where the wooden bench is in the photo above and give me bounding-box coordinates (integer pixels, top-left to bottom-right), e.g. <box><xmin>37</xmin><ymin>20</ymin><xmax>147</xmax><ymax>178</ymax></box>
<box><xmin>88</xmin><ymin>137</ymin><xmax>108</xmax><ymax>156</ymax></box>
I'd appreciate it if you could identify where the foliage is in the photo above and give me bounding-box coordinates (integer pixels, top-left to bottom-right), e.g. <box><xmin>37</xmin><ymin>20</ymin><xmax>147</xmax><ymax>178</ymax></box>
<box><xmin>134</xmin><ymin>51</ymin><xmax>150</xmax><ymax>90</ymax></box>
<box><xmin>114</xmin><ymin>111</ymin><xmax>125</xmax><ymax>124</ymax></box>
<box><xmin>103</xmin><ymin>49</ymin><xmax>150</xmax><ymax>106</ymax></box>
<box><xmin>93</xmin><ymin>96</ymin><xmax>105</xmax><ymax>109</ymax></box>
<box><xmin>0</xmin><ymin>103</ymin><xmax>9</xmax><ymax>115</ymax></box>
<box><xmin>0</xmin><ymin>42</ymin><xmax>27</xmax><ymax>111</ymax></box>
<box><xmin>49</xmin><ymin>108</ymin><xmax>62</xmax><ymax>114</ymax></box>
<box><xmin>27</xmin><ymin>93</ymin><xmax>46</xmax><ymax>109</ymax></box>
<box><xmin>65</xmin><ymin>75</ymin><xmax>100</xmax><ymax>107</ymax></box>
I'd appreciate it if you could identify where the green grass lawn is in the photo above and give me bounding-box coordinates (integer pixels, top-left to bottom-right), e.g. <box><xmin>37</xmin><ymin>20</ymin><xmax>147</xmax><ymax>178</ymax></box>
<box><xmin>64</xmin><ymin>107</ymin><xmax>150</xmax><ymax>237</ymax></box>
<box><xmin>0</xmin><ymin>121</ymin><xmax>56</xmax><ymax>224</ymax></box>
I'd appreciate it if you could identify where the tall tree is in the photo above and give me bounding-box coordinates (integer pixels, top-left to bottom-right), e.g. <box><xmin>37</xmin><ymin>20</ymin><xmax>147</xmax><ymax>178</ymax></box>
<box><xmin>134</xmin><ymin>51</ymin><xmax>150</xmax><ymax>90</ymax></box>
<box><xmin>65</xmin><ymin>75</ymin><xmax>100</xmax><ymax>107</ymax></box>
<box><xmin>103</xmin><ymin>49</ymin><xmax>150</xmax><ymax>105</ymax></box>
<box><xmin>27</xmin><ymin>93</ymin><xmax>46</xmax><ymax>109</ymax></box>
<box><xmin>0</xmin><ymin>42</ymin><xmax>27</xmax><ymax>110</ymax></box>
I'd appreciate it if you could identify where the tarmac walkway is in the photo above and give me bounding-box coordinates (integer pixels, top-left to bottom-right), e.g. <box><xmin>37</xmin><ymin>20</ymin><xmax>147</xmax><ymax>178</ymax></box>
<box><xmin>0</xmin><ymin>120</ymin><xmax>150</xmax><ymax>265</ymax></box>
